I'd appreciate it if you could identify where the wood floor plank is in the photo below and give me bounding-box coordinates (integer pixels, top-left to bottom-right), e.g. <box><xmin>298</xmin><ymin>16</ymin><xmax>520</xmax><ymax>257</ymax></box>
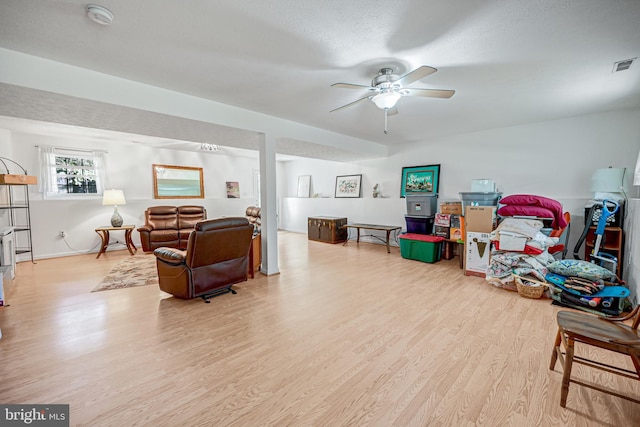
<box><xmin>1</xmin><ymin>231</ymin><xmax>639</xmax><ymax>426</ymax></box>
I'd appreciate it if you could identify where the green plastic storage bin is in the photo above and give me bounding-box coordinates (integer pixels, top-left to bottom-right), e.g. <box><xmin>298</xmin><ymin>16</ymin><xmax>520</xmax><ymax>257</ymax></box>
<box><xmin>399</xmin><ymin>233</ymin><xmax>445</xmax><ymax>263</ymax></box>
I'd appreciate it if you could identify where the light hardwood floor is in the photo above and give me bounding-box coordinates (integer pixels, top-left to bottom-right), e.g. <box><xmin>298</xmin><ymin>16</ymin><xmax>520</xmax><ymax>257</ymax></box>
<box><xmin>1</xmin><ymin>231</ymin><xmax>638</xmax><ymax>426</ymax></box>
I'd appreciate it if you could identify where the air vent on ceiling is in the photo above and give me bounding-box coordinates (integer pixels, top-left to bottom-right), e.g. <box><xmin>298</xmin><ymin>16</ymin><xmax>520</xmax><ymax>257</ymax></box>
<box><xmin>613</xmin><ymin>58</ymin><xmax>636</xmax><ymax>72</ymax></box>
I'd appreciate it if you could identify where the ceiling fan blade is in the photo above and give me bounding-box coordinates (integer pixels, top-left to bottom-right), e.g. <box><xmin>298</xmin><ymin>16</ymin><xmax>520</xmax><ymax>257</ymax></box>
<box><xmin>330</xmin><ymin>95</ymin><xmax>372</xmax><ymax>112</ymax></box>
<box><xmin>395</xmin><ymin>66</ymin><xmax>437</xmax><ymax>87</ymax></box>
<box><xmin>403</xmin><ymin>88</ymin><xmax>455</xmax><ymax>99</ymax></box>
<box><xmin>331</xmin><ymin>82</ymin><xmax>377</xmax><ymax>90</ymax></box>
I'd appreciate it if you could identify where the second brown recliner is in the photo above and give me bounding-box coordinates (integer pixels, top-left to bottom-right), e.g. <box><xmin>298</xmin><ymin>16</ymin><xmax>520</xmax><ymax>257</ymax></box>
<box><xmin>153</xmin><ymin>217</ymin><xmax>254</xmax><ymax>302</ymax></box>
<box><xmin>138</xmin><ymin>205</ymin><xmax>206</xmax><ymax>252</ymax></box>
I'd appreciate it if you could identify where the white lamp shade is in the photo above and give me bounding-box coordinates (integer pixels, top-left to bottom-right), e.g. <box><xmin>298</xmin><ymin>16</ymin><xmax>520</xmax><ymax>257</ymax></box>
<box><xmin>372</xmin><ymin>92</ymin><xmax>401</xmax><ymax>109</ymax></box>
<box><xmin>591</xmin><ymin>168</ymin><xmax>625</xmax><ymax>193</ymax></box>
<box><xmin>102</xmin><ymin>189</ymin><xmax>126</xmax><ymax>206</ymax></box>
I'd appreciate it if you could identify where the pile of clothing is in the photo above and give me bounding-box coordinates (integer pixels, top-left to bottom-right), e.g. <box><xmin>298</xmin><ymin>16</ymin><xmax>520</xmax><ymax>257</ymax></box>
<box><xmin>544</xmin><ymin>259</ymin><xmax>628</xmax><ymax>316</ymax></box>
<box><xmin>485</xmin><ymin>217</ymin><xmax>559</xmax><ymax>292</ymax></box>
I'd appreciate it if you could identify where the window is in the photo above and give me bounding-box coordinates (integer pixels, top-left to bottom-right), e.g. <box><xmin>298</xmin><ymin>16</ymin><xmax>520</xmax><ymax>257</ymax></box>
<box><xmin>38</xmin><ymin>146</ymin><xmax>107</xmax><ymax>198</ymax></box>
<box><xmin>55</xmin><ymin>155</ymin><xmax>98</xmax><ymax>194</ymax></box>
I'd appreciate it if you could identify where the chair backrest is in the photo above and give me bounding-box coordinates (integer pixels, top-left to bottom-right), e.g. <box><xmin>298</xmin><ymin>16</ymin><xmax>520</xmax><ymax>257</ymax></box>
<box><xmin>246</xmin><ymin>206</ymin><xmax>261</xmax><ymax>232</ymax></box>
<box><xmin>178</xmin><ymin>205</ymin><xmax>206</xmax><ymax>229</ymax></box>
<box><xmin>550</xmin><ymin>212</ymin><xmax>571</xmax><ymax>238</ymax></box>
<box><xmin>145</xmin><ymin>206</ymin><xmax>178</xmax><ymax>230</ymax></box>
<box><xmin>186</xmin><ymin>217</ymin><xmax>254</xmax><ymax>268</ymax></box>
<box><xmin>184</xmin><ymin>217</ymin><xmax>254</xmax><ymax>296</ymax></box>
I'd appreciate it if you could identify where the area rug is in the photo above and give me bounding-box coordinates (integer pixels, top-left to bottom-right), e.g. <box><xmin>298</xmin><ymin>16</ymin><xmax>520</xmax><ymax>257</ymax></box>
<box><xmin>92</xmin><ymin>255</ymin><xmax>158</xmax><ymax>292</ymax></box>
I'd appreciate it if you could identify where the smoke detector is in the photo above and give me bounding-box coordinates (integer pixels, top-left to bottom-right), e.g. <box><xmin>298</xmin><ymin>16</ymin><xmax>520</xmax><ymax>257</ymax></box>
<box><xmin>86</xmin><ymin>5</ymin><xmax>113</xmax><ymax>25</ymax></box>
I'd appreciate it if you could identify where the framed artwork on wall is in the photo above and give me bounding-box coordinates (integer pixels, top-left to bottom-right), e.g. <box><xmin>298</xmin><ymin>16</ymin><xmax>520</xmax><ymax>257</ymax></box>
<box><xmin>153</xmin><ymin>164</ymin><xmax>204</xmax><ymax>199</ymax></box>
<box><xmin>297</xmin><ymin>175</ymin><xmax>311</xmax><ymax>198</ymax></box>
<box><xmin>400</xmin><ymin>164</ymin><xmax>440</xmax><ymax>197</ymax></box>
<box><xmin>226</xmin><ymin>181</ymin><xmax>240</xmax><ymax>198</ymax></box>
<box><xmin>335</xmin><ymin>174</ymin><xmax>362</xmax><ymax>198</ymax></box>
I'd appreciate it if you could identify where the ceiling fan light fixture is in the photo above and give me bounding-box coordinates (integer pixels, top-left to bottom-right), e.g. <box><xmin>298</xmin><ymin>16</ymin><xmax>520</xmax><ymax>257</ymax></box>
<box><xmin>372</xmin><ymin>91</ymin><xmax>401</xmax><ymax>110</ymax></box>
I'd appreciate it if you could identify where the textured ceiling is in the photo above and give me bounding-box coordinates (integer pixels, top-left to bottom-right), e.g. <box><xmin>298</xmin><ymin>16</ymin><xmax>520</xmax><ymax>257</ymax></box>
<box><xmin>0</xmin><ymin>0</ymin><xmax>639</xmax><ymax>160</ymax></box>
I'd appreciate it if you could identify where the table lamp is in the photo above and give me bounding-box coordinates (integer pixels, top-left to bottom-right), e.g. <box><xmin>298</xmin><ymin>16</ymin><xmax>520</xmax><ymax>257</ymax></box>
<box><xmin>103</xmin><ymin>189</ymin><xmax>126</xmax><ymax>227</ymax></box>
<box><xmin>591</xmin><ymin>167</ymin><xmax>625</xmax><ymax>201</ymax></box>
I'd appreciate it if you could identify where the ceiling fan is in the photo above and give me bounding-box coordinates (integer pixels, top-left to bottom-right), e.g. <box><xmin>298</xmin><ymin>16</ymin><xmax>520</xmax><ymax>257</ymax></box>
<box><xmin>330</xmin><ymin>66</ymin><xmax>455</xmax><ymax>133</ymax></box>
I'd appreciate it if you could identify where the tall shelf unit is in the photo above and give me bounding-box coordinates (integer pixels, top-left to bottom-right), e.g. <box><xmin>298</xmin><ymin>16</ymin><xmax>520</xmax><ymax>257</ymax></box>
<box><xmin>0</xmin><ymin>157</ymin><xmax>35</xmax><ymax>264</ymax></box>
<box><xmin>584</xmin><ymin>226</ymin><xmax>623</xmax><ymax>277</ymax></box>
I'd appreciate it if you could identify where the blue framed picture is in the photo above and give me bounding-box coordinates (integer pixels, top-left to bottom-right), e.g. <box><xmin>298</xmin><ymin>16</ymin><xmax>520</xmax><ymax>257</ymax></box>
<box><xmin>400</xmin><ymin>164</ymin><xmax>440</xmax><ymax>197</ymax></box>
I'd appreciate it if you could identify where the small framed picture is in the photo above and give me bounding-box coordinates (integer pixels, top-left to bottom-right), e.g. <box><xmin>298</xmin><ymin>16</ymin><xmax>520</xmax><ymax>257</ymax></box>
<box><xmin>335</xmin><ymin>174</ymin><xmax>362</xmax><ymax>198</ymax></box>
<box><xmin>297</xmin><ymin>175</ymin><xmax>311</xmax><ymax>198</ymax></box>
<box><xmin>226</xmin><ymin>181</ymin><xmax>240</xmax><ymax>198</ymax></box>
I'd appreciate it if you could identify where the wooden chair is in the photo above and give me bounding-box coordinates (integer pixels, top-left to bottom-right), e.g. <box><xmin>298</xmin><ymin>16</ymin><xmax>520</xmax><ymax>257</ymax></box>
<box><xmin>549</xmin><ymin>305</ymin><xmax>640</xmax><ymax>407</ymax></box>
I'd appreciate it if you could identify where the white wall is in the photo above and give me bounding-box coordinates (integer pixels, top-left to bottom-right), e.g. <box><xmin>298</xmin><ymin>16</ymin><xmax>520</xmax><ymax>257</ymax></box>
<box><xmin>0</xmin><ymin>132</ymin><xmax>262</xmax><ymax>260</ymax></box>
<box><xmin>279</xmin><ymin>109</ymin><xmax>640</xmax><ymax>257</ymax></box>
<box><xmin>0</xmin><ymin>129</ymin><xmax>11</xmax><ymax>159</ymax></box>
<box><xmin>1</xmin><ymin>108</ymin><xmax>638</xmax><ymax>267</ymax></box>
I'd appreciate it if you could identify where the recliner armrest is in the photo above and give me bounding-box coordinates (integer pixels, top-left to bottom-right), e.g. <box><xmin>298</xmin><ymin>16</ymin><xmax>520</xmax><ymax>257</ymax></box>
<box><xmin>138</xmin><ymin>225</ymin><xmax>153</xmax><ymax>232</ymax></box>
<box><xmin>154</xmin><ymin>247</ymin><xmax>187</xmax><ymax>265</ymax></box>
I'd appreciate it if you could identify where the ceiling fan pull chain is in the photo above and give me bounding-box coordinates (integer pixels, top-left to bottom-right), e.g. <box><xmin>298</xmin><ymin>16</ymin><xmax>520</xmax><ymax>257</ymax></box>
<box><xmin>384</xmin><ymin>108</ymin><xmax>389</xmax><ymax>134</ymax></box>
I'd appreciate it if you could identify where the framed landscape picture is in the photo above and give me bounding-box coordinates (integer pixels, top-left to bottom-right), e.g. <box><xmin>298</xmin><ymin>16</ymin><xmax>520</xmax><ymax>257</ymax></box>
<box><xmin>152</xmin><ymin>164</ymin><xmax>204</xmax><ymax>199</ymax></box>
<box><xmin>400</xmin><ymin>164</ymin><xmax>440</xmax><ymax>197</ymax></box>
<box><xmin>335</xmin><ymin>174</ymin><xmax>362</xmax><ymax>198</ymax></box>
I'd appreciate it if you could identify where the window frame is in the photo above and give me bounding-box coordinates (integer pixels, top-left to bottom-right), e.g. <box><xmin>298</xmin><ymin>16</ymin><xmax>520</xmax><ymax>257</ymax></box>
<box><xmin>41</xmin><ymin>148</ymin><xmax>106</xmax><ymax>199</ymax></box>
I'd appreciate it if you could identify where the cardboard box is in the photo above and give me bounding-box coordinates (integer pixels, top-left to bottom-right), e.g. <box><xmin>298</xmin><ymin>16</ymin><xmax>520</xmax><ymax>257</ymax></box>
<box><xmin>434</xmin><ymin>213</ymin><xmax>451</xmax><ymax>227</ymax></box>
<box><xmin>434</xmin><ymin>225</ymin><xmax>450</xmax><ymax>239</ymax></box>
<box><xmin>0</xmin><ymin>174</ymin><xmax>37</xmax><ymax>185</ymax></box>
<box><xmin>464</xmin><ymin>232</ymin><xmax>491</xmax><ymax>277</ymax></box>
<box><xmin>449</xmin><ymin>227</ymin><xmax>463</xmax><ymax>240</ymax></box>
<box><xmin>498</xmin><ymin>231</ymin><xmax>527</xmax><ymax>251</ymax></box>
<box><xmin>464</xmin><ymin>206</ymin><xmax>497</xmax><ymax>233</ymax></box>
<box><xmin>440</xmin><ymin>201</ymin><xmax>462</xmax><ymax>215</ymax></box>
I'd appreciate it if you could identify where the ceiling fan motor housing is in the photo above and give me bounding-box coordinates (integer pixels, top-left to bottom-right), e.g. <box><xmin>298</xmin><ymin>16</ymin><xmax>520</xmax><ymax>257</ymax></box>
<box><xmin>372</xmin><ymin>68</ymin><xmax>400</xmax><ymax>88</ymax></box>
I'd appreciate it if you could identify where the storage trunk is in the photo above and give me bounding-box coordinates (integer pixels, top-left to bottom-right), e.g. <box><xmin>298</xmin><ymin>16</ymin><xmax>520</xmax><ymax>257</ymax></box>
<box><xmin>307</xmin><ymin>216</ymin><xmax>348</xmax><ymax>243</ymax></box>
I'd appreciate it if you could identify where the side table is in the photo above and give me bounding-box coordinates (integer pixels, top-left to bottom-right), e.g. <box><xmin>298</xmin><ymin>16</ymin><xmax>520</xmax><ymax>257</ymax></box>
<box><xmin>95</xmin><ymin>225</ymin><xmax>137</xmax><ymax>259</ymax></box>
<box><xmin>248</xmin><ymin>233</ymin><xmax>261</xmax><ymax>278</ymax></box>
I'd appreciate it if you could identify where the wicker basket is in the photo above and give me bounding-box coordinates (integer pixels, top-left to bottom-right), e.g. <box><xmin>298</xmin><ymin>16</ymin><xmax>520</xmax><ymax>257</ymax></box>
<box><xmin>513</xmin><ymin>274</ymin><xmax>548</xmax><ymax>299</ymax></box>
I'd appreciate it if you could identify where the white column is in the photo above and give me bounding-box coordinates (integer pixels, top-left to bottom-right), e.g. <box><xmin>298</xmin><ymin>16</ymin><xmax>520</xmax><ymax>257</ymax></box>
<box><xmin>259</xmin><ymin>133</ymin><xmax>279</xmax><ymax>275</ymax></box>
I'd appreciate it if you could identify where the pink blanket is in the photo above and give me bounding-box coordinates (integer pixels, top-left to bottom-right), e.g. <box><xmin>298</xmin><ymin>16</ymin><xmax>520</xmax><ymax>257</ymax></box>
<box><xmin>498</xmin><ymin>194</ymin><xmax>568</xmax><ymax>229</ymax></box>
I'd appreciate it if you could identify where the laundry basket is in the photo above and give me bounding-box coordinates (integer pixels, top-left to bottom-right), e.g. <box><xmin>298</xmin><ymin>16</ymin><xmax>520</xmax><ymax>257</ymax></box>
<box><xmin>513</xmin><ymin>274</ymin><xmax>547</xmax><ymax>299</ymax></box>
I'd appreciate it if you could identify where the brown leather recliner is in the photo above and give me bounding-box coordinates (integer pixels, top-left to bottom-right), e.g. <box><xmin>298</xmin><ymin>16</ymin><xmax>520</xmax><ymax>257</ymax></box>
<box><xmin>153</xmin><ymin>217</ymin><xmax>254</xmax><ymax>302</ymax></box>
<box><xmin>138</xmin><ymin>206</ymin><xmax>206</xmax><ymax>252</ymax></box>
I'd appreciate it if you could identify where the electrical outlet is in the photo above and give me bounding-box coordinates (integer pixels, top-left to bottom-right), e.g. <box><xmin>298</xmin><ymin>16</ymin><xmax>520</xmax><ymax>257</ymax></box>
<box><xmin>59</xmin><ymin>231</ymin><xmax>66</xmax><ymax>238</ymax></box>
